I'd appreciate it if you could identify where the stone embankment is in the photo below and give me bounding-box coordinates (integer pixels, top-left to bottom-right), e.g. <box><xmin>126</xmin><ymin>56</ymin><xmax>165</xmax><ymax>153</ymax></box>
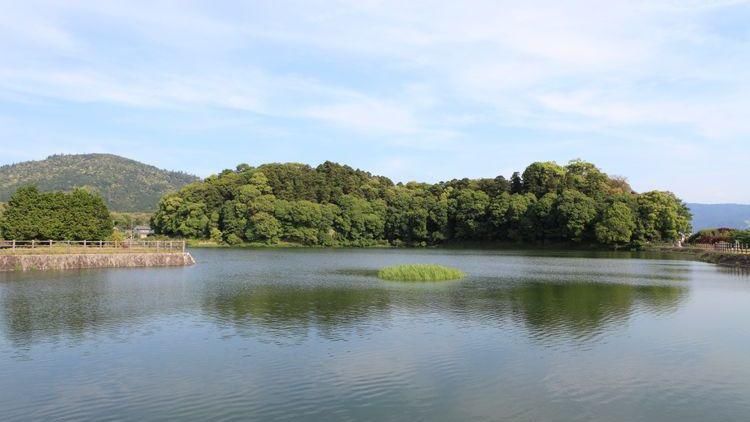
<box><xmin>0</xmin><ymin>252</ymin><xmax>195</xmax><ymax>272</ymax></box>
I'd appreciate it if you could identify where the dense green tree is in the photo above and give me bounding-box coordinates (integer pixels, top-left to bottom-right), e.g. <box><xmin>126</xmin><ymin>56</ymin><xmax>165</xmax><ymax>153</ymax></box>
<box><xmin>475</xmin><ymin>176</ymin><xmax>510</xmax><ymax>197</ymax></box>
<box><xmin>595</xmin><ymin>203</ymin><xmax>637</xmax><ymax>247</ymax></box>
<box><xmin>733</xmin><ymin>230</ymin><xmax>750</xmax><ymax>245</ymax></box>
<box><xmin>556</xmin><ymin>189</ymin><xmax>597</xmax><ymax>242</ymax></box>
<box><xmin>564</xmin><ymin>160</ymin><xmax>609</xmax><ymax>198</ymax></box>
<box><xmin>246</xmin><ymin>212</ymin><xmax>282</xmax><ymax>243</ymax></box>
<box><xmin>522</xmin><ymin>162</ymin><xmax>566</xmax><ymax>197</ymax></box>
<box><xmin>385</xmin><ymin>187</ymin><xmax>430</xmax><ymax>244</ymax></box>
<box><xmin>0</xmin><ymin>186</ymin><xmax>112</xmax><ymax>240</ymax></box>
<box><xmin>636</xmin><ymin>191</ymin><xmax>692</xmax><ymax>242</ymax></box>
<box><xmin>450</xmin><ymin>189</ymin><xmax>490</xmax><ymax>240</ymax></box>
<box><xmin>510</xmin><ymin>172</ymin><xmax>524</xmax><ymax>194</ymax></box>
<box><xmin>150</xmin><ymin>160</ymin><xmax>692</xmax><ymax>248</ymax></box>
<box><xmin>488</xmin><ymin>192</ymin><xmax>536</xmax><ymax>241</ymax></box>
<box><xmin>335</xmin><ymin>195</ymin><xmax>386</xmax><ymax>243</ymax></box>
<box><xmin>528</xmin><ymin>192</ymin><xmax>560</xmax><ymax>241</ymax></box>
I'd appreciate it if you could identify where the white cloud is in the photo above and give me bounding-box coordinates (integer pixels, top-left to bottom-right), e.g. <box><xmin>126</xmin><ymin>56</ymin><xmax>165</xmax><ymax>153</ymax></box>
<box><xmin>1</xmin><ymin>0</ymin><xmax>750</xmax><ymax>200</ymax></box>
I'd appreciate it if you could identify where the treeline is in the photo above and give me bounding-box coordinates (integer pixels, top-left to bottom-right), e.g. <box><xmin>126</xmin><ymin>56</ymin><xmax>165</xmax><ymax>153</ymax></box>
<box><xmin>151</xmin><ymin>160</ymin><xmax>691</xmax><ymax>248</ymax></box>
<box><xmin>0</xmin><ymin>186</ymin><xmax>112</xmax><ymax>240</ymax></box>
<box><xmin>689</xmin><ymin>228</ymin><xmax>750</xmax><ymax>245</ymax></box>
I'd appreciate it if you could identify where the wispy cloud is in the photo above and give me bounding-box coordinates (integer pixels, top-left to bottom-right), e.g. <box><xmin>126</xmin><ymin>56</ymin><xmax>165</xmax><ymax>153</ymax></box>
<box><xmin>1</xmin><ymin>0</ymin><xmax>749</xmax><ymax>201</ymax></box>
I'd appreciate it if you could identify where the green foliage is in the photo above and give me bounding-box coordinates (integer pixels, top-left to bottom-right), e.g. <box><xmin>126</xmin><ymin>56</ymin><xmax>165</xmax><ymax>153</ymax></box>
<box><xmin>377</xmin><ymin>264</ymin><xmax>465</xmax><ymax>281</ymax></box>
<box><xmin>111</xmin><ymin>212</ymin><xmax>152</xmax><ymax>230</ymax></box>
<box><xmin>733</xmin><ymin>230</ymin><xmax>750</xmax><ymax>244</ymax></box>
<box><xmin>595</xmin><ymin>203</ymin><xmax>637</xmax><ymax>247</ymax></box>
<box><xmin>635</xmin><ymin>191</ymin><xmax>692</xmax><ymax>242</ymax></box>
<box><xmin>450</xmin><ymin>189</ymin><xmax>490</xmax><ymax>240</ymax></box>
<box><xmin>556</xmin><ymin>189</ymin><xmax>597</xmax><ymax>242</ymax></box>
<box><xmin>210</xmin><ymin>228</ymin><xmax>223</xmax><ymax>243</ymax></box>
<box><xmin>522</xmin><ymin>162</ymin><xmax>566</xmax><ymax>197</ymax></box>
<box><xmin>0</xmin><ymin>186</ymin><xmax>112</xmax><ymax>240</ymax></box>
<box><xmin>246</xmin><ymin>212</ymin><xmax>282</xmax><ymax>244</ymax></box>
<box><xmin>687</xmin><ymin>228</ymin><xmax>736</xmax><ymax>244</ymax></box>
<box><xmin>150</xmin><ymin>160</ymin><xmax>691</xmax><ymax>248</ymax></box>
<box><xmin>0</xmin><ymin>154</ymin><xmax>198</xmax><ymax>212</ymax></box>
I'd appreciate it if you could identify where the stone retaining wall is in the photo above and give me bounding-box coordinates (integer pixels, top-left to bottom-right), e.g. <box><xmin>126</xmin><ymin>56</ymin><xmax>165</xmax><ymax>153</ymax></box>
<box><xmin>0</xmin><ymin>253</ymin><xmax>195</xmax><ymax>272</ymax></box>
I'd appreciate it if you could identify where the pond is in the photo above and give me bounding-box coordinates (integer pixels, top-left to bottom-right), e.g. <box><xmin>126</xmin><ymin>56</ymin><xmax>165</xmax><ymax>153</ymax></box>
<box><xmin>1</xmin><ymin>249</ymin><xmax>749</xmax><ymax>421</ymax></box>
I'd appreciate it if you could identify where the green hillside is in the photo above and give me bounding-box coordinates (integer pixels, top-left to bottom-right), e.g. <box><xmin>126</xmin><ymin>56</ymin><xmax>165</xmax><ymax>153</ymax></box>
<box><xmin>0</xmin><ymin>154</ymin><xmax>198</xmax><ymax>212</ymax></box>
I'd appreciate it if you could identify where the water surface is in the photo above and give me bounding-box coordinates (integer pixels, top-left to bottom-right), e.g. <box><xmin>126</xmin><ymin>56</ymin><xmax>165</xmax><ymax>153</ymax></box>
<box><xmin>1</xmin><ymin>249</ymin><xmax>749</xmax><ymax>421</ymax></box>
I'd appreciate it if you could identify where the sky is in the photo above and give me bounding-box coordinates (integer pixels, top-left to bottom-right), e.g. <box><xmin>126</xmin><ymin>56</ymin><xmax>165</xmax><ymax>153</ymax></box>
<box><xmin>1</xmin><ymin>0</ymin><xmax>749</xmax><ymax>203</ymax></box>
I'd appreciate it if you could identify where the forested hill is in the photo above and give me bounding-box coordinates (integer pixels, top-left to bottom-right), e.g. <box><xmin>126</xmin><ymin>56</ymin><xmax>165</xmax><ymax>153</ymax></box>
<box><xmin>152</xmin><ymin>160</ymin><xmax>692</xmax><ymax>248</ymax></box>
<box><xmin>0</xmin><ymin>154</ymin><xmax>198</xmax><ymax>212</ymax></box>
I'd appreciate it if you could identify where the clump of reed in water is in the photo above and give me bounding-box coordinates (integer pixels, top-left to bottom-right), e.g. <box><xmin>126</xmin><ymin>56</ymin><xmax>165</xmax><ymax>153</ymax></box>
<box><xmin>377</xmin><ymin>264</ymin><xmax>465</xmax><ymax>281</ymax></box>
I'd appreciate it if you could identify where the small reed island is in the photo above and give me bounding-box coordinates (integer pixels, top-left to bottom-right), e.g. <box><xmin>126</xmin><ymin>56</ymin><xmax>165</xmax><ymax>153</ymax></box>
<box><xmin>0</xmin><ymin>240</ymin><xmax>195</xmax><ymax>272</ymax></box>
<box><xmin>378</xmin><ymin>264</ymin><xmax>465</xmax><ymax>281</ymax></box>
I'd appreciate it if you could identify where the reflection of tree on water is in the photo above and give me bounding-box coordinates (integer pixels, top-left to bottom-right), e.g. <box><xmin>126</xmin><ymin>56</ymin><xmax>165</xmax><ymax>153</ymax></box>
<box><xmin>201</xmin><ymin>280</ymin><xmax>688</xmax><ymax>345</ymax></box>
<box><xmin>1</xmin><ymin>276</ymin><xmax>688</xmax><ymax>348</ymax></box>
<box><xmin>506</xmin><ymin>282</ymin><xmax>688</xmax><ymax>343</ymax></box>
<box><xmin>0</xmin><ymin>276</ymin><xmax>195</xmax><ymax>348</ymax></box>
<box><xmin>1</xmin><ymin>281</ymin><xmax>113</xmax><ymax>347</ymax></box>
<box><xmin>201</xmin><ymin>285</ymin><xmax>391</xmax><ymax>340</ymax></box>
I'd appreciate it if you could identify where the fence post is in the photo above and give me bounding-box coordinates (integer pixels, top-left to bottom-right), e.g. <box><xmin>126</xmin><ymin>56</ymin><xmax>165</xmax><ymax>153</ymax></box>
<box><xmin>182</xmin><ymin>240</ymin><xmax>185</xmax><ymax>253</ymax></box>
<box><xmin>12</xmin><ymin>240</ymin><xmax>15</xmax><ymax>250</ymax></box>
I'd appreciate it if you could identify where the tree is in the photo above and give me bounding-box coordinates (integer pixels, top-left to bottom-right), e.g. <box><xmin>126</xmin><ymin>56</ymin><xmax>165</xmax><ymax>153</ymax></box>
<box><xmin>522</xmin><ymin>162</ymin><xmax>565</xmax><ymax>197</ymax></box>
<box><xmin>564</xmin><ymin>160</ymin><xmax>609</xmax><ymax>198</ymax></box>
<box><xmin>335</xmin><ymin>195</ymin><xmax>385</xmax><ymax>243</ymax></box>
<box><xmin>488</xmin><ymin>192</ymin><xmax>536</xmax><ymax>241</ymax></box>
<box><xmin>475</xmin><ymin>176</ymin><xmax>510</xmax><ymax>197</ymax></box>
<box><xmin>595</xmin><ymin>203</ymin><xmax>637</xmax><ymax>247</ymax></box>
<box><xmin>528</xmin><ymin>192</ymin><xmax>560</xmax><ymax>242</ymax></box>
<box><xmin>385</xmin><ymin>187</ymin><xmax>430</xmax><ymax>244</ymax></box>
<box><xmin>636</xmin><ymin>191</ymin><xmax>692</xmax><ymax>242</ymax></box>
<box><xmin>246</xmin><ymin>212</ymin><xmax>282</xmax><ymax>243</ymax></box>
<box><xmin>556</xmin><ymin>189</ymin><xmax>597</xmax><ymax>242</ymax></box>
<box><xmin>450</xmin><ymin>189</ymin><xmax>490</xmax><ymax>240</ymax></box>
<box><xmin>733</xmin><ymin>230</ymin><xmax>750</xmax><ymax>245</ymax></box>
<box><xmin>510</xmin><ymin>172</ymin><xmax>523</xmax><ymax>194</ymax></box>
<box><xmin>0</xmin><ymin>186</ymin><xmax>112</xmax><ymax>240</ymax></box>
<box><xmin>147</xmin><ymin>160</ymin><xmax>692</xmax><ymax>249</ymax></box>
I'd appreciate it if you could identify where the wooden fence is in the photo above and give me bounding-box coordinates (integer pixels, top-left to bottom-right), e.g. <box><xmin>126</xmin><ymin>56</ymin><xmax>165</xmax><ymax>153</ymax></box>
<box><xmin>0</xmin><ymin>240</ymin><xmax>186</xmax><ymax>253</ymax></box>
<box><xmin>713</xmin><ymin>242</ymin><xmax>750</xmax><ymax>255</ymax></box>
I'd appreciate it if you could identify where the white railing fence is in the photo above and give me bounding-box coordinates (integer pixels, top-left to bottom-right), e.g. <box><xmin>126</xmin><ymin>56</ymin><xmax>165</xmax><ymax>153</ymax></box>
<box><xmin>0</xmin><ymin>240</ymin><xmax>186</xmax><ymax>253</ymax></box>
<box><xmin>713</xmin><ymin>242</ymin><xmax>750</xmax><ymax>255</ymax></box>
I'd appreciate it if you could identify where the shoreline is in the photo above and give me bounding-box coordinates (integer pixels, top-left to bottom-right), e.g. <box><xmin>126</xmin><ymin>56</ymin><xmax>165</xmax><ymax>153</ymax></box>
<box><xmin>188</xmin><ymin>240</ymin><xmax>750</xmax><ymax>269</ymax></box>
<box><xmin>648</xmin><ymin>246</ymin><xmax>750</xmax><ymax>269</ymax></box>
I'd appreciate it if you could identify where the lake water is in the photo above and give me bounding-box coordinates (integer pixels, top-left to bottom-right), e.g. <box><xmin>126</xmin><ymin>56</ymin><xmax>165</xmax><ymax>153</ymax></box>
<box><xmin>1</xmin><ymin>249</ymin><xmax>749</xmax><ymax>421</ymax></box>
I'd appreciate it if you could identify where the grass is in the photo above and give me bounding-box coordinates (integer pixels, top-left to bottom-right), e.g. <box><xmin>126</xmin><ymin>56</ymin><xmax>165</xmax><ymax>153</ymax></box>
<box><xmin>377</xmin><ymin>264</ymin><xmax>465</xmax><ymax>281</ymax></box>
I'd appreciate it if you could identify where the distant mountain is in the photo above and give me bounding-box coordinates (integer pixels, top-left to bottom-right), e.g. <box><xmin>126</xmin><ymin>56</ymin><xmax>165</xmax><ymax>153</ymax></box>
<box><xmin>0</xmin><ymin>154</ymin><xmax>199</xmax><ymax>212</ymax></box>
<box><xmin>688</xmin><ymin>203</ymin><xmax>750</xmax><ymax>231</ymax></box>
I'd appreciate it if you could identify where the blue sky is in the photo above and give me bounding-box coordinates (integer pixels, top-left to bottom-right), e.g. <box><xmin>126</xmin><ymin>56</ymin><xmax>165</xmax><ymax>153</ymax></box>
<box><xmin>1</xmin><ymin>0</ymin><xmax>749</xmax><ymax>203</ymax></box>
